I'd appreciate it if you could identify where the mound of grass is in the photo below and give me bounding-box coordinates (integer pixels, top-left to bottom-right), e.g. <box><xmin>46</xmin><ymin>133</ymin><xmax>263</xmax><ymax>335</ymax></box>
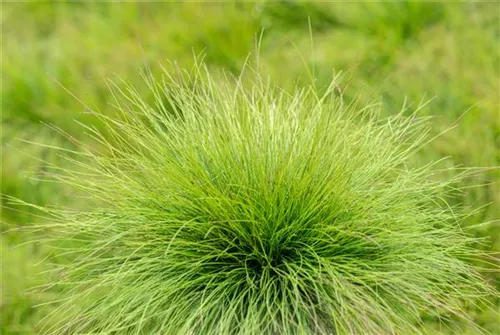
<box><xmin>21</xmin><ymin>64</ymin><xmax>496</xmax><ymax>334</ymax></box>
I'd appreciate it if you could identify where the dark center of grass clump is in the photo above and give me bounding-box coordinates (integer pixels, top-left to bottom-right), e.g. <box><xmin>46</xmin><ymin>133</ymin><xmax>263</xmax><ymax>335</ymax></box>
<box><xmin>30</xmin><ymin>65</ymin><xmax>495</xmax><ymax>335</ymax></box>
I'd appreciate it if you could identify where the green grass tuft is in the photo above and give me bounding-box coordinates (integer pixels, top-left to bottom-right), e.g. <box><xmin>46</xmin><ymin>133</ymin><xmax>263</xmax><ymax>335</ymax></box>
<box><xmin>16</xmin><ymin>63</ymin><xmax>497</xmax><ymax>334</ymax></box>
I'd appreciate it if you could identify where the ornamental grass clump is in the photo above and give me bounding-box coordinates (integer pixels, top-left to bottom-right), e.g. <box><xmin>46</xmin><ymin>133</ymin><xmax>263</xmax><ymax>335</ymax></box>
<box><xmin>28</xmin><ymin>65</ymin><xmax>494</xmax><ymax>334</ymax></box>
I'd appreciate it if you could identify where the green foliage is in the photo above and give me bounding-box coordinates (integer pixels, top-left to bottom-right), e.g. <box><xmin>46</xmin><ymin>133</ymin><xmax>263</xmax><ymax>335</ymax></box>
<box><xmin>20</xmin><ymin>66</ymin><xmax>495</xmax><ymax>334</ymax></box>
<box><xmin>1</xmin><ymin>2</ymin><xmax>499</xmax><ymax>334</ymax></box>
<box><xmin>0</xmin><ymin>237</ymin><xmax>57</xmax><ymax>335</ymax></box>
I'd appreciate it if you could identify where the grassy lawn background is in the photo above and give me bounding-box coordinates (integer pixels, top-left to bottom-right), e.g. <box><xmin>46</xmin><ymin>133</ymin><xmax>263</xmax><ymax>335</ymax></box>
<box><xmin>1</xmin><ymin>2</ymin><xmax>499</xmax><ymax>334</ymax></box>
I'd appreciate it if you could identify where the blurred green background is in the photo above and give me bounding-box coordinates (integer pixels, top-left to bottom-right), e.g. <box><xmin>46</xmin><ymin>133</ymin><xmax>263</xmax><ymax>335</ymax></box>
<box><xmin>1</xmin><ymin>2</ymin><xmax>499</xmax><ymax>334</ymax></box>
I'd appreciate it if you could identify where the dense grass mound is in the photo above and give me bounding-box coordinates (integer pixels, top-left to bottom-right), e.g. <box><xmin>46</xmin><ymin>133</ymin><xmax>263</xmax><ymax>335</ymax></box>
<box><xmin>29</xmin><ymin>66</ymin><xmax>493</xmax><ymax>334</ymax></box>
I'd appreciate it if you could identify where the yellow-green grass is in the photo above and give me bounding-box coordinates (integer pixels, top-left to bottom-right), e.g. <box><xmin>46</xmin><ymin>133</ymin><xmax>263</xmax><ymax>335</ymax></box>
<box><xmin>1</xmin><ymin>2</ymin><xmax>498</xmax><ymax>334</ymax></box>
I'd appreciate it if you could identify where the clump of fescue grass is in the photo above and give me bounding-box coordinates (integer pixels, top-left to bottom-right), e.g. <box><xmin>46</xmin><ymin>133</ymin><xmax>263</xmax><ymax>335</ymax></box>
<box><xmin>18</xmin><ymin>64</ymin><xmax>497</xmax><ymax>334</ymax></box>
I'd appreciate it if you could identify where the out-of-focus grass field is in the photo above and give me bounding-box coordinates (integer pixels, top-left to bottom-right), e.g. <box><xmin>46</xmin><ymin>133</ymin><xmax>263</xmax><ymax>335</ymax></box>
<box><xmin>1</xmin><ymin>2</ymin><xmax>498</xmax><ymax>334</ymax></box>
